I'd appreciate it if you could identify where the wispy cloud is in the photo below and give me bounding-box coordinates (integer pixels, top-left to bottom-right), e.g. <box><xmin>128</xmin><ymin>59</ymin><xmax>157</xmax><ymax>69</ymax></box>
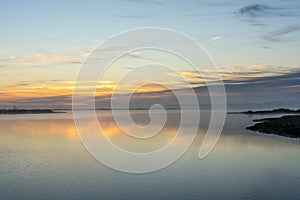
<box><xmin>0</xmin><ymin>51</ymin><xmax>74</xmax><ymax>66</ymax></box>
<box><xmin>123</xmin><ymin>0</ymin><xmax>163</xmax><ymax>6</ymax></box>
<box><xmin>116</xmin><ymin>14</ymin><xmax>148</xmax><ymax>19</ymax></box>
<box><xmin>172</xmin><ymin>64</ymin><xmax>296</xmax><ymax>87</ymax></box>
<box><xmin>263</xmin><ymin>25</ymin><xmax>300</xmax><ymax>41</ymax></box>
<box><xmin>124</xmin><ymin>51</ymin><xmax>158</xmax><ymax>61</ymax></box>
<box><xmin>0</xmin><ymin>49</ymin><xmax>9</xmax><ymax>55</ymax></box>
<box><xmin>0</xmin><ymin>49</ymin><xmax>87</xmax><ymax>69</ymax></box>
<box><xmin>208</xmin><ymin>36</ymin><xmax>222</xmax><ymax>42</ymax></box>
<box><xmin>4</xmin><ymin>95</ymin><xmax>72</xmax><ymax>108</ymax></box>
<box><xmin>23</xmin><ymin>51</ymin><xmax>73</xmax><ymax>62</ymax></box>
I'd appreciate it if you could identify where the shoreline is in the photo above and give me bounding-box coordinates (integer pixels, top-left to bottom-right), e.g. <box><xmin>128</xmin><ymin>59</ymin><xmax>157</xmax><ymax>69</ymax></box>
<box><xmin>246</xmin><ymin>115</ymin><xmax>300</xmax><ymax>138</ymax></box>
<box><xmin>228</xmin><ymin>108</ymin><xmax>300</xmax><ymax>115</ymax></box>
<box><xmin>0</xmin><ymin>109</ymin><xmax>66</xmax><ymax>115</ymax></box>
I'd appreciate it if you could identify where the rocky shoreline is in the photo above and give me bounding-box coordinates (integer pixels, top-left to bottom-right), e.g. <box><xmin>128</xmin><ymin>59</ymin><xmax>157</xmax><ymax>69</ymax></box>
<box><xmin>229</xmin><ymin>108</ymin><xmax>300</xmax><ymax>138</ymax></box>
<box><xmin>246</xmin><ymin>115</ymin><xmax>300</xmax><ymax>138</ymax></box>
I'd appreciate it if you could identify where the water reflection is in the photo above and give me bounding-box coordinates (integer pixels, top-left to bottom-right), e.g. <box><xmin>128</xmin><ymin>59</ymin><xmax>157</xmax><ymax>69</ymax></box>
<box><xmin>1</xmin><ymin>111</ymin><xmax>300</xmax><ymax>153</ymax></box>
<box><xmin>0</xmin><ymin>116</ymin><xmax>78</xmax><ymax>140</ymax></box>
<box><xmin>1</xmin><ymin>110</ymin><xmax>300</xmax><ymax>154</ymax></box>
<box><xmin>0</xmin><ymin>111</ymin><xmax>300</xmax><ymax>199</ymax></box>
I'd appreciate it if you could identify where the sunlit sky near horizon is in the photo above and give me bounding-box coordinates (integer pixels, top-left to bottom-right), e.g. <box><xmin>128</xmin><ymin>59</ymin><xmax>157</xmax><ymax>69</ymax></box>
<box><xmin>0</xmin><ymin>0</ymin><xmax>300</xmax><ymax>108</ymax></box>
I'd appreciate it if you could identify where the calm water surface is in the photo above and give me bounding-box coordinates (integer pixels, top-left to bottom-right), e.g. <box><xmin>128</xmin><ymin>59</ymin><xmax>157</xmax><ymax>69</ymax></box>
<box><xmin>0</xmin><ymin>110</ymin><xmax>300</xmax><ymax>199</ymax></box>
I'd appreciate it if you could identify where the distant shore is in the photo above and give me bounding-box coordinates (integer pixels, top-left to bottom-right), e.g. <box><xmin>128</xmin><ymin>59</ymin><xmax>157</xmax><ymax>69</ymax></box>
<box><xmin>0</xmin><ymin>109</ymin><xmax>65</xmax><ymax>115</ymax></box>
<box><xmin>228</xmin><ymin>108</ymin><xmax>300</xmax><ymax>115</ymax></box>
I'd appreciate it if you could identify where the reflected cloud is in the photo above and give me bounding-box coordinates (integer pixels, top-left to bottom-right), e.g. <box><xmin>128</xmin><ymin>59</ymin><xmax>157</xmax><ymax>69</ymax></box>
<box><xmin>1</xmin><ymin>111</ymin><xmax>298</xmax><ymax>156</ymax></box>
<box><xmin>0</xmin><ymin>117</ymin><xmax>78</xmax><ymax>140</ymax></box>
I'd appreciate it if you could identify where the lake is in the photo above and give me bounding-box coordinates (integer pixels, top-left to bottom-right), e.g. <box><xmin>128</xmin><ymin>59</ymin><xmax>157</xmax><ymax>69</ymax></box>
<box><xmin>1</xmin><ymin>110</ymin><xmax>300</xmax><ymax>199</ymax></box>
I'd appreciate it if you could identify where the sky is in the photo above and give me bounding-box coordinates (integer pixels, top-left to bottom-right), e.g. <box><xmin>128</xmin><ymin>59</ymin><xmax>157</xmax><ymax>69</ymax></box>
<box><xmin>0</xmin><ymin>0</ymin><xmax>300</xmax><ymax>108</ymax></box>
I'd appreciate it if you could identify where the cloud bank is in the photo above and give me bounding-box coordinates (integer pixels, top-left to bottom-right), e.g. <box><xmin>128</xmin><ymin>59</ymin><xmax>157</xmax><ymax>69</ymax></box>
<box><xmin>2</xmin><ymin>70</ymin><xmax>300</xmax><ymax>109</ymax></box>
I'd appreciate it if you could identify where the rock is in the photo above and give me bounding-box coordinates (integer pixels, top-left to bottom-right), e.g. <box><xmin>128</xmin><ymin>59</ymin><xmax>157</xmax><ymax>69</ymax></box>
<box><xmin>246</xmin><ymin>115</ymin><xmax>300</xmax><ymax>138</ymax></box>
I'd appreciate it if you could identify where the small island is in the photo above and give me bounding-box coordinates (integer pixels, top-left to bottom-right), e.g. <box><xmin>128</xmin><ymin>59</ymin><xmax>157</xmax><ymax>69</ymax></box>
<box><xmin>246</xmin><ymin>115</ymin><xmax>300</xmax><ymax>138</ymax></box>
<box><xmin>229</xmin><ymin>108</ymin><xmax>300</xmax><ymax>138</ymax></box>
<box><xmin>0</xmin><ymin>109</ymin><xmax>64</xmax><ymax>115</ymax></box>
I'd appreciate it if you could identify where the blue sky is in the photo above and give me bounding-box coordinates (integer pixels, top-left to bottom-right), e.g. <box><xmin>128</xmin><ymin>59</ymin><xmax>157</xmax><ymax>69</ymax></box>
<box><xmin>0</xmin><ymin>0</ymin><xmax>300</xmax><ymax>61</ymax></box>
<box><xmin>1</xmin><ymin>0</ymin><xmax>300</xmax><ymax>66</ymax></box>
<box><xmin>0</xmin><ymin>0</ymin><xmax>300</xmax><ymax>108</ymax></box>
